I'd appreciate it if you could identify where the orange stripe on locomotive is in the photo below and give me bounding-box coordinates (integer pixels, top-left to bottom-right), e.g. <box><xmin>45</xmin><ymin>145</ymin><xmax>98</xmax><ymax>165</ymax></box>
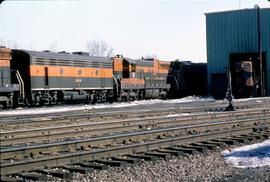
<box><xmin>0</xmin><ymin>60</ymin><xmax>10</xmax><ymax>67</ymax></box>
<box><xmin>136</xmin><ymin>60</ymin><xmax>170</xmax><ymax>74</ymax></box>
<box><xmin>121</xmin><ymin>78</ymin><xmax>145</xmax><ymax>85</ymax></box>
<box><xmin>29</xmin><ymin>65</ymin><xmax>113</xmax><ymax>78</ymax></box>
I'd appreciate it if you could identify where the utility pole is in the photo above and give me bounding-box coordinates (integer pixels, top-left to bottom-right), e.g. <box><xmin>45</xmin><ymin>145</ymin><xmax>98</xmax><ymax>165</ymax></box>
<box><xmin>225</xmin><ymin>66</ymin><xmax>234</xmax><ymax>111</ymax></box>
<box><xmin>256</xmin><ymin>5</ymin><xmax>264</xmax><ymax>97</ymax></box>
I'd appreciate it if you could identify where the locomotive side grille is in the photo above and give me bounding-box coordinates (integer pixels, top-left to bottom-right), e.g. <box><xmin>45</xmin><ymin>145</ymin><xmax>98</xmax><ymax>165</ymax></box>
<box><xmin>33</xmin><ymin>58</ymin><xmax>112</xmax><ymax>68</ymax></box>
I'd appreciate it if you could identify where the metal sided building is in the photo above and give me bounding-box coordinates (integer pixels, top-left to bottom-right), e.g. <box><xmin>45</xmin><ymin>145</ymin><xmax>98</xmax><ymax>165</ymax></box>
<box><xmin>206</xmin><ymin>7</ymin><xmax>270</xmax><ymax>99</ymax></box>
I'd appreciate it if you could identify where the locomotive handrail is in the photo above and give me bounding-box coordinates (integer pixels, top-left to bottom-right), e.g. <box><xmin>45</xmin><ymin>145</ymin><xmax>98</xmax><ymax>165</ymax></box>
<box><xmin>112</xmin><ymin>75</ymin><xmax>119</xmax><ymax>95</ymax></box>
<box><xmin>173</xmin><ymin>75</ymin><xmax>179</xmax><ymax>91</ymax></box>
<box><xmin>15</xmin><ymin>70</ymin><xmax>25</xmax><ymax>99</ymax></box>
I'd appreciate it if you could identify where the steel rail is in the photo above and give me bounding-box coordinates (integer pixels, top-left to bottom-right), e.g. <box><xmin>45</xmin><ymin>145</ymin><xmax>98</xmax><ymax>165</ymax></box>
<box><xmin>0</xmin><ymin>127</ymin><xmax>268</xmax><ymax>176</ymax></box>
<box><xmin>2</xmin><ymin>106</ymin><xmax>269</xmax><ymax>131</ymax></box>
<box><xmin>0</xmin><ymin>105</ymin><xmax>207</xmax><ymax>128</ymax></box>
<box><xmin>1</xmin><ymin>116</ymin><xmax>269</xmax><ymax>160</ymax></box>
<box><xmin>0</xmin><ymin>99</ymin><xmax>215</xmax><ymax>119</ymax></box>
<box><xmin>1</xmin><ymin>100</ymin><xmax>269</xmax><ymax>139</ymax></box>
<box><xmin>1</xmin><ymin>108</ymin><xmax>270</xmax><ymax>146</ymax></box>
<box><xmin>1</xmin><ymin>97</ymin><xmax>270</xmax><ymax>122</ymax></box>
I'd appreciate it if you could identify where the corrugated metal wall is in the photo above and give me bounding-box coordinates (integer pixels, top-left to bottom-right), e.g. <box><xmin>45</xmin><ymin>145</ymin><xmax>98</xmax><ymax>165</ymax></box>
<box><xmin>206</xmin><ymin>8</ymin><xmax>270</xmax><ymax>97</ymax></box>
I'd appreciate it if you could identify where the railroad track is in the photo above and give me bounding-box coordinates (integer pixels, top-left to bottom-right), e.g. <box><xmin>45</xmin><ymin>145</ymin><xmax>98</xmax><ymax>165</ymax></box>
<box><xmin>1</xmin><ymin>128</ymin><xmax>269</xmax><ymax>181</ymax></box>
<box><xmin>1</xmin><ymin>98</ymin><xmax>270</xmax><ymax>181</ymax></box>
<box><xmin>1</xmin><ymin>110</ymin><xmax>269</xmax><ymax>180</ymax></box>
<box><xmin>1</xmin><ymin>97</ymin><xmax>270</xmax><ymax>131</ymax></box>
<box><xmin>1</xmin><ymin>96</ymin><xmax>270</xmax><ymax>122</ymax></box>
<box><xmin>1</xmin><ymin>108</ymin><xmax>270</xmax><ymax>146</ymax></box>
<box><xmin>1</xmin><ymin>113</ymin><xmax>269</xmax><ymax>159</ymax></box>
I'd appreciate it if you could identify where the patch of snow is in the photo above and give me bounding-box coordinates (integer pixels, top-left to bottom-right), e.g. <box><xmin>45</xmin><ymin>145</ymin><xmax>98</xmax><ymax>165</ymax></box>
<box><xmin>221</xmin><ymin>139</ymin><xmax>270</xmax><ymax>168</ymax></box>
<box><xmin>166</xmin><ymin>113</ymin><xmax>191</xmax><ymax>117</ymax></box>
<box><xmin>234</xmin><ymin>96</ymin><xmax>270</xmax><ymax>103</ymax></box>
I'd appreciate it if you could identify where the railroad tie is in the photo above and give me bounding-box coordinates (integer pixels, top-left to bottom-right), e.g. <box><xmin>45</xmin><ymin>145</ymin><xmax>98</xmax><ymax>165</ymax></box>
<box><xmin>95</xmin><ymin>159</ymin><xmax>128</xmax><ymax>167</ymax></box>
<box><xmin>156</xmin><ymin>149</ymin><xmax>185</xmax><ymax>157</ymax></box>
<box><xmin>241</xmin><ymin>133</ymin><xmax>268</xmax><ymax>141</ymax></box>
<box><xmin>179</xmin><ymin>145</ymin><xmax>208</xmax><ymax>153</ymax></box>
<box><xmin>144</xmin><ymin>151</ymin><xmax>171</xmax><ymax>160</ymax></box>
<box><xmin>229</xmin><ymin>137</ymin><xmax>251</xmax><ymax>144</ymax></box>
<box><xmin>127</xmin><ymin>154</ymin><xmax>159</xmax><ymax>161</ymax></box>
<box><xmin>16</xmin><ymin>172</ymin><xmax>49</xmax><ymax>181</ymax></box>
<box><xmin>245</xmin><ymin>133</ymin><xmax>267</xmax><ymax>140</ymax></box>
<box><xmin>238</xmin><ymin>135</ymin><xmax>257</xmax><ymax>142</ymax></box>
<box><xmin>35</xmin><ymin>169</ymin><xmax>73</xmax><ymax>179</ymax></box>
<box><xmin>201</xmin><ymin>141</ymin><xmax>226</xmax><ymax>148</ymax></box>
<box><xmin>112</xmin><ymin>156</ymin><xmax>141</xmax><ymax>164</ymax></box>
<box><xmin>191</xmin><ymin>143</ymin><xmax>217</xmax><ymax>150</ymax></box>
<box><xmin>168</xmin><ymin>147</ymin><xmax>197</xmax><ymax>154</ymax></box>
<box><xmin>234</xmin><ymin>134</ymin><xmax>259</xmax><ymax>142</ymax></box>
<box><xmin>62</xmin><ymin>165</ymin><xmax>94</xmax><ymax>174</ymax></box>
<box><xmin>212</xmin><ymin>139</ymin><xmax>239</xmax><ymax>145</ymax></box>
<box><xmin>78</xmin><ymin>162</ymin><xmax>108</xmax><ymax>170</ymax></box>
<box><xmin>1</xmin><ymin>176</ymin><xmax>23</xmax><ymax>182</ymax></box>
<box><xmin>262</xmin><ymin>131</ymin><xmax>270</xmax><ymax>138</ymax></box>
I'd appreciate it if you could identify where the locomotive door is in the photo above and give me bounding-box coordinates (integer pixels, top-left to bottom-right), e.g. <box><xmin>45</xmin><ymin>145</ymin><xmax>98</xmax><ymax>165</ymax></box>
<box><xmin>44</xmin><ymin>67</ymin><xmax>49</xmax><ymax>87</ymax></box>
<box><xmin>123</xmin><ymin>59</ymin><xmax>130</xmax><ymax>78</ymax></box>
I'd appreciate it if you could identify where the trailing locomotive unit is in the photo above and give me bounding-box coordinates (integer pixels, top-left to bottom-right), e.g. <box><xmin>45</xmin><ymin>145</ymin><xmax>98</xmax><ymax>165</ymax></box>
<box><xmin>10</xmin><ymin>50</ymin><xmax>114</xmax><ymax>106</ymax></box>
<box><xmin>0</xmin><ymin>47</ymin><xmax>19</xmax><ymax>108</ymax></box>
<box><xmin>113</xmin><ymin>56</ymin><xmax>171</xmax><ymax>101</ymax></box>
<box><xmin>168</xmin><ymin>60</ymin><xmax>207</xmax><ymax>98</ymax></box>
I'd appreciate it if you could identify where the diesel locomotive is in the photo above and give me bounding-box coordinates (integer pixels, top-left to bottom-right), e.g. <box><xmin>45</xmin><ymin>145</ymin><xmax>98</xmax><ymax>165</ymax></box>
<box><xmin>0</xmin><ymin>47</ymin><xmax>207</xmax><ymax>108</ymax></box>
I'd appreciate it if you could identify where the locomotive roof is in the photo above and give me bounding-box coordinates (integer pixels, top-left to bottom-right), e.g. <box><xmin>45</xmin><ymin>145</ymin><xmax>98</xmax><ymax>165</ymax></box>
<box><xmin>123</xmin><ymin>57</ymin><xmax>138</xmax><ymax>64</ymax></box>
<box><xmin>123</xmin><ymin>57</ymin><xmax>155</xmax><ymax>65</ymax></box>
<box><xmin>13</xmin><ymin>49</ymin><xmax>111</xmax><ymax>63</ymax></box>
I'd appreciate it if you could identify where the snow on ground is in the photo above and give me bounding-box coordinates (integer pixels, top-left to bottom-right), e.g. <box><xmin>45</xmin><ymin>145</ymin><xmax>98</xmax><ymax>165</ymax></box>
<box><xmin>1</xmin><ymin>96</ymin><xmax>268</xmax><ymax>117</ymax></box>
<box><xmin>166</xmin><ymin>113</ymin><xmax>191</xmax><ymax>117</ymax></box>
<box><xmin>0</xmin><ymin>96</ymin><xmax>213</xmax><ymax>116</ymax></box>
<box><xmin>222</xmin><ymin>139</ymin><xmax>270</xmax><ymax>168</ymax></box>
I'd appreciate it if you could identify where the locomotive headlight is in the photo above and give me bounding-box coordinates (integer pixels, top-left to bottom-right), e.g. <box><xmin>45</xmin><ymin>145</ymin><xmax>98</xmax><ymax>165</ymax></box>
<box><xmin>5</xmin><ymin>84</ymin><xmax>9</xmax><ymax>87</ymax></box>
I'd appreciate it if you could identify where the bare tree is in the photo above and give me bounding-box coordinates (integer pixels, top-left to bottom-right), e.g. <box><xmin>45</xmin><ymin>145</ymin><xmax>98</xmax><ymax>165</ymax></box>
<box><xmin>1</xmin><ymin>39</ymin><xmax>20</xmax><ymax>49</ymax></box>
<box><xmin>86</xmin><ymin>39</ymin><xmax>114</xmax><ymax>57</ymax></box>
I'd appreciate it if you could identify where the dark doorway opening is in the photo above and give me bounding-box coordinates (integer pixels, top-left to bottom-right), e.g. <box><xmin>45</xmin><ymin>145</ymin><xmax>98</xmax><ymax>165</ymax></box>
<box><xmin>230</xmin><ymin>52</ymin><xmax>266</xmax><ymax>98</ymax></box>
<box><xmin>45</xmin><ymin>67</ymin><xmax>49</xmax><ymax>87</ymax></box>
<box><xmin>123</xmin><ymin>59</ymin><xmax>130</xmax><ymax>78</ymax></box>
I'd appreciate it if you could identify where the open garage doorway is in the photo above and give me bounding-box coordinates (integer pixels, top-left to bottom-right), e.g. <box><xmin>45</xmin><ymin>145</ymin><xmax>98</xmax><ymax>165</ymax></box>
<box><xmin>230</xmin><ymin>52</ymin><xmax>266</xmax><ymax>99</ymax></box>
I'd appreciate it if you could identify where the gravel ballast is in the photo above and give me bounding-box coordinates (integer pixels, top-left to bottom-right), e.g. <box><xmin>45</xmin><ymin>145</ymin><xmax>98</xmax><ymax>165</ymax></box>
<box><xmin>69</xmin><ymin>149</ymin><xmax>270</xmax><ymax>182</ymax></box>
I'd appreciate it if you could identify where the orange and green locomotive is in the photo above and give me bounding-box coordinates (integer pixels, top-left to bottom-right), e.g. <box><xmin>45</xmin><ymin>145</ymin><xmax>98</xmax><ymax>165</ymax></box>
<box><xmin>113</xmin><ymin>56</ymin><xmax>170</xmax><ymax>101</ymax></box>
<box><xmin>11</xmin><ymin>50</ymin><xmax>114</xmax><ymax>106</ymax></box>
<box><xmin>0</xmin><ymin>47</ymin><xmax>207</xmax><ymax>108</ymax></box>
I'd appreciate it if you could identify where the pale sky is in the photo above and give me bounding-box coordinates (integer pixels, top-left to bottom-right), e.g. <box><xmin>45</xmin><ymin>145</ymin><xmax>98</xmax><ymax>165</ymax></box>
<box><xmin>0</xmin><ymin>0</ymin><xmax>269</xmax><ymax>62</ymax></box>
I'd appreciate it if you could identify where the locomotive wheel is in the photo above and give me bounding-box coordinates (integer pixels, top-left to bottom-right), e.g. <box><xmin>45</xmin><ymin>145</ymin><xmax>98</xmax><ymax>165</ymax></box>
<box><xmin>39</xmin><ymin>100</ymin><xmax>45</xmax><ymax>107</ymax></box>
<box><xmin>0</xmin><ymin>102</ymin><xmax>7</xmax><ymax>109</ymax></box>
